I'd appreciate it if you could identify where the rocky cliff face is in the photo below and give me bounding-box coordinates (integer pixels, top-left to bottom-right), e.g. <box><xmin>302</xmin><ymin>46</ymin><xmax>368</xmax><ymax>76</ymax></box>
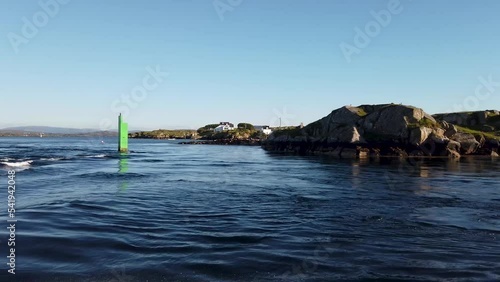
<box><xmin>433</xmin><ymin>110</ymin><xmax>498</xmax><ymax>126</ymax></box>
<box><xmin>433</xmin><ymin>110</ymin><xmax>500</xmax><ymax>133</ymax></box>
<box><xmin>262</xmin><ymin>104</ymin><xmax>499</xmax><ymax>158</ymax></box>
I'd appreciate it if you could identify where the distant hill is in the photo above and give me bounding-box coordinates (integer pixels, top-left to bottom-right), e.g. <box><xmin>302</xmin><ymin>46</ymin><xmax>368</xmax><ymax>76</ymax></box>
<box><xmin>1</xmin><ymin>126</ymin><xmax>98</xmax><ymax>134</ymax></box>
<box><xmin>0</xmin><ymin>126</ymin><xmax>152</xmax><ymax>137</ymax></box>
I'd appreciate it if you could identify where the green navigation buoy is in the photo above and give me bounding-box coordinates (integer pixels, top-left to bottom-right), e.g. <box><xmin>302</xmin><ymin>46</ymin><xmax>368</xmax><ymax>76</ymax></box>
<box><xmin>118</xmin><ymin>113</ymin><xmax>128</xmax><ymax>153</ymax></box>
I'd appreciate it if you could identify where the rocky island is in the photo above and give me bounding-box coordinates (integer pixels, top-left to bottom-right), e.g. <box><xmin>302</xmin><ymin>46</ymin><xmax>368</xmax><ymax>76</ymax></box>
<box><xmin>178</xmin><ymin>123</ymin><xmax>267</xmax><ymax>145</ymax></box>
<box><xmin>129</xmin><ymin>129</ymin><xmax>197</xmax><ymax>139</ymax></box>
<box><xmin>262</xmin><ymin>104</ymin><xmax>499</xmax><ymax>158</ymax></box>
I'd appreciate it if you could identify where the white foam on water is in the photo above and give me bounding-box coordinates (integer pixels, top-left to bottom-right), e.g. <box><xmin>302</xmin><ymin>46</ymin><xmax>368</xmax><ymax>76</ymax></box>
<box><xmin>40</xmin><ymin>157</ymin><xmax>64</xmax><ymax>161</ymax></box>
<box><xmin>1</xmin><ymin>160</ymin><xmax>33</xmax><ymax>167</ymax></box>
<box><xmin>84</xmin><ymin>154</ymin><xmax>106</xmax><ymax>158</ymax></box>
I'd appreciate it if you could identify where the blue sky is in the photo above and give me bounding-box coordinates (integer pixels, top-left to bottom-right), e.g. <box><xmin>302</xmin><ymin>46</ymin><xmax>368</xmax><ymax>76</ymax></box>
<box><xmin>1</xmin><ymin>0</ymin><xmax>499</xmax><ymax>130</ymax></box>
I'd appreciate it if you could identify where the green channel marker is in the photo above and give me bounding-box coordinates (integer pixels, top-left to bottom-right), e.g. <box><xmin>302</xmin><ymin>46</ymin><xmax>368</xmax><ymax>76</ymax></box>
<box><xmin>118</xmin><ymin>113</ymin><xmax>129</xmax><ymax>153</ymax></box>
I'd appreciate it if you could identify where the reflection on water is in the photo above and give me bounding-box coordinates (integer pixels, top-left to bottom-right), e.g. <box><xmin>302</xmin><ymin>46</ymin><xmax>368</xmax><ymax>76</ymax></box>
<box><xmin>419</xmin><ymin>166</ymin><xmax>429</xmax><ymax>178</ymax></box>
<box><xmin>118</xmin><ymin>154</ymin><xmax>128</xmax><ymax>192</ymax></box>
<box><xmin>306</xmin><ymin>155</ymin><xmax>499</xmax><ymax>196</ymax></box>
<box><xmin>351</xmin><ymin>163</ymin><xmax>361</xmax><ymax>188</ymax></box>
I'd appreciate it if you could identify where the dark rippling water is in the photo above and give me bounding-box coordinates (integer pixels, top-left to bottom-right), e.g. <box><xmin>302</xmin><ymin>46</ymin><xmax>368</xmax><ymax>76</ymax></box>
<box><xmin>0</xmin><ymin>137</ymin><xmax>499</xmax><ymax>281</ymax></box>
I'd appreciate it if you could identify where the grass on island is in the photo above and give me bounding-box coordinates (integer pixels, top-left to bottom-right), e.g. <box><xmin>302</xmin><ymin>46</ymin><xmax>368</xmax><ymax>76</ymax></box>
<box><xmin>356</xmin><ymin>108</ymin><xmax>368</xmax><ymax>117</ymax></box>
<box><xmin>207</xmin><ymin>129</ymin><xmax>263</xmax><ymax>140</ymax></box>
<box><xmin>130</xmin><ymin>129</ymin><xmax>197</xmax><ymax>139</ymax></box>
<box><xmin>196</xmin><ymin>123</ymin><xmax>267</xmax><ymax>140</ymax></box>
<box><xmin>271</xmin><ymin>127</ymin><xmax>304</xmax><ymax>138</ymax></box>
<box><xmin>407</xmin><ymin>117</ymin><xmax>440</xmax><ymax>129</ymax></box>
<box><xmin>418</xmin><ymin>118</ymin><xmax>439</xmax><ymax>129</ymax></box>
<box><xmin>455</xmin><ymin>125</ymin><xmax>500</xmax><ymax>140</ymax></box>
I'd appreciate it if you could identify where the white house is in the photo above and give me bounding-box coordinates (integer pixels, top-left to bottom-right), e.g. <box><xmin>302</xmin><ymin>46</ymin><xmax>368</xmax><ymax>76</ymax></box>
<box><xmin>214</xmin><ymin>122</ymin><xmax>235</xmax><ymax>132</ymax></box>
<box><xmin>261</xmin><ymin>126</ymin><xmax>272</xmax><ymax>135</ymax></box>
<box><xmin>255</xmin><ymin>125</ymin><xmax>272</xmax><ymax>135</ymax></box>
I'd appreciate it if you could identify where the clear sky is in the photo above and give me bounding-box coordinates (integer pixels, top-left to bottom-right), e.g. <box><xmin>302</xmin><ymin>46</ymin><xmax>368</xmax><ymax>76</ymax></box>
<box><xmin>1</xmin><ymin>0</ymin><xmax>499</xmax><ymax>130</ymax></box>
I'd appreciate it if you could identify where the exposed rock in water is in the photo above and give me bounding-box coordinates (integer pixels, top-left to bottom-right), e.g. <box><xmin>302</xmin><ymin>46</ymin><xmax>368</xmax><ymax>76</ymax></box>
<box><xmin>262</xmin><ymin>104</ymin><xmax>499</xmax><ymax>158</ymax></box>
<box><xmin>449</xmin><ymin>133</ymin><xmax>480</xmax><ymax>155</ymax></box>
<box><xmin>409</xmin><ymin>127</ymin><xmax>433</xmax><ymax>146</ymax></box>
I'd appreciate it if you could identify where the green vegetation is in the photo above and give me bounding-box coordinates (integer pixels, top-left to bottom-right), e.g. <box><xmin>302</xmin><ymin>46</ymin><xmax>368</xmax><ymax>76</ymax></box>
<box><xmin>455</xmin><ymin>125</ymin><xmax>500</xmax><ymax>140</ymax></box>
<box><xmin>419</xmin><ymin>118</ymin><xmax>439</xmax><ymax>128</ymax></box>
<box><xmin>237</xmin><ymin>123</ymin><xmax>255</xmax><ymax>131</ymax></box>
<box><xmin>407</xmin><ymin>123</ymin><xmax>418</xmax><ymax>129</ymax></box>
<box><xmin>129</xmin><ymin>129</ymin><xmax>196</xmax><ymax>139</ymax></box>
<box><xmin>444</xmin><ymin>111</ymin><xmax>500</xmax><ymax>140</ymax></box>
<box><xmin>250</xmin><ymin>131</ymin><xmax>267</xmax><ymax>139</ymax></box>
<box><xmin>197</xmin><ymin>124</ymin><xmax>219</xmax><ymax>136</ymax></box>
<box><xmin>408</xmin><ymin>117</ymin><xmax>440</xmax><ymax>129</ymax></box>
<box><xmin>271</xmin><ymin>127</ymin><xmax>303</xmax><ymax>138</ymax></box>
<box><xmin>356</xmin><ymin>108</ymin><xmax>368</xmax><ymax>117</ymax></box>
<box><xmin>196</xmin><ymin>123</ymin><xmax>267</xmax><ymax>140</ymax></box>
<box><xmin>203</xmin><ymin>129</ymin><xmax>251</xmax><ymax>140</ymax></box>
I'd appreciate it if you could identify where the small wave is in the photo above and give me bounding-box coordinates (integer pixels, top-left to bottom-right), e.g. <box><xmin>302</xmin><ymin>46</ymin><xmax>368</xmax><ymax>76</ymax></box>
<box><xmin>293</xmin><ymin>194</ymin><xmax>329</xmax><ymax>203</ymax></box>
<box><xmin>40</xmin><ymin>157</ymin><xmax>65</xmax><ymax>161</ymax></box>
<box><xmin>141</xmin><ymin>159</ymin><xmax>165</xmax><ymax>163</ymax></box>
<box><xmin>68</xmin><ymin>201</ymin><xmax>115</xmax><ymax>212</ymax></box>
<box><xmin>84</xmin><ymin>154</ymin><xmax>107</xmax><ymax>158</ymax></box>
<box><xmin>76</xmin><ymin>171</ymin><xmax>147</xmax><ymax>179</ymax></box>
<box><xmin>198</xmin><ymin>234</ymin><xmax>270</xmax><ymax>244</ymax></box>
<box><xmin>1</xmin><ymin>160</ymin><xmax>33</xmax><ymax>167</ymax></box>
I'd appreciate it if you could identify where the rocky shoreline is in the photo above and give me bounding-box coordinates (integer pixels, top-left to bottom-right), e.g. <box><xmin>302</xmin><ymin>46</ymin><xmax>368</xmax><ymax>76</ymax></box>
<box><xmin>179</xmin><ymin>139</ymin><xmax>261</xmax><ymax>146</ymax></box>
<box><xmin>261</xmin><ymin>104</ymin><xmax>500</xmax><ymax>158</ymax></box>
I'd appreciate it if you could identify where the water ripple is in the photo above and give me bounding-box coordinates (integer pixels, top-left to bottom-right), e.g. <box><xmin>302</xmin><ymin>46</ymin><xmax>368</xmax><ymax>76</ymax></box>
<box><xmin>1</xmin><ymin>137</ymin><xmax>499</xmax><ymax>281</ymax></box>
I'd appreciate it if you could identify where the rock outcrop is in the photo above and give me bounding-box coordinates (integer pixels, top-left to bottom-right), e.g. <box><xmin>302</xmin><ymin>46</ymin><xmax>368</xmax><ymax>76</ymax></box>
<box><xmin>433</xmin><ymin>111</ymin><xmax>492</xmax><ymax>127</ymax></box>
<box><xmin>262</xmin><ymin>104</ymin><xmax>500</xmax><ymax>158</ymax></box>
<box><xmin>449</xmin><ymin>133</ymin><xmax>480</xmax><ymax>155</ymax></box>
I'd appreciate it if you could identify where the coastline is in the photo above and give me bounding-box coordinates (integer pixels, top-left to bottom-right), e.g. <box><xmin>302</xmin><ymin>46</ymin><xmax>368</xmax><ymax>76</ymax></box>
<box><xmin>179</xmin><ymin>139</ymin><xmax>262</xmax><ymax>146</ymax></box>
<box><xmin>261</xmin><ymin>105</ymin><xmax>500</xmax><ymax>159</ymax></box>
